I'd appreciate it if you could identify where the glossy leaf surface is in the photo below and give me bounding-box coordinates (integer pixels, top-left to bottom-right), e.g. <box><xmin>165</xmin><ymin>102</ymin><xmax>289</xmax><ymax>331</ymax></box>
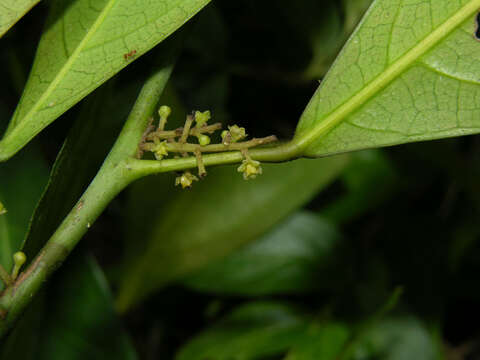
<box><xmin>0</xmin><ymin>255</ymin><xmax>137</xmax><ymax>360</ymax></box>
<box><xmin>117</xmin><ymin>156</ymin><xmax>349</xmax><ymax>311</ymax></box>
<box><xmin>176</xmin><ymin>302</ymin><xmax>308</xmax><ymax>360</ymax></box>
<box><xmin>183</xmin><ymin>212</ymin><xmax>343</xmax><ymax>296</ymax></box>
<box><xmin>0</xmin><ymin>147</ymin><xmax>48</xmax><ymax>281</ymax></box>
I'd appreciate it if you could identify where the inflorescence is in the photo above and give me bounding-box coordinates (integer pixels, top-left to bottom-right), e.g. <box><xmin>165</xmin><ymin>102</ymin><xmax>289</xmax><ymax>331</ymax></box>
<box><xmin>137</xmin><ymin>106</ymin><xmax>278</xmax><ymax>188</ymax></box>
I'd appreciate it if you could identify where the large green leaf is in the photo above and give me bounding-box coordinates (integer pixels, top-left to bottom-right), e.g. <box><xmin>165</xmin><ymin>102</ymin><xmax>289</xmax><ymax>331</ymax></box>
<box><xmin>0</xmin><ymin>147</ymin><xmax>48</xmax><ymax>281</ymax></box>
<box><xmin>347</xmin><ymin>317</ymin><xmax>442</xmax><ymax>360</ymax></box>
<box><xmin>183</xmin><ymin>211</ymin><xmax>343</xmax><ymax>296</ymax></box>
<box><xmin>22</xmin><ymin>78</ymin><xmax>138</xmax><ymax>260</ymax></box>
<box><xmin>0</xmin><ymin>254</ymin><xmax>137</xmax><ymax>360</ymax></box>
<box><xmin>176</xmin><ymin>302</ymin><xmax>309</xmax><ymax>360</ymax></box>
<box><xmin>0</xmin><ymin>0</ymin><xmax>40</xmax><ymax>38</ymax></box>
<box><xmin>0</xmin><ymin>0</ymin><xmax>209</xmax><ymax>161</ymax></box>
<box><xmin>321</xmin><ymin>150</ymin><xmax>397</xmax><ymax>224</ymax></box>
<box><xmin>284</xmin><ymin>322</ymin><xmax>351</xmax><ymax>360</ymax></box>
<box><xmin>295</xmin><ymin>0</ymin><xmax>480</xmax><ymax>157</ymax></box>
<box><xmin>117</xmin><ymin>155</ymin><xmax>349</xmax><ymax>311</ymax></box>
<box><xmin>22</xmin><ymin>37</ymin><xmax>179</xmax><ymax>260</ymax></box>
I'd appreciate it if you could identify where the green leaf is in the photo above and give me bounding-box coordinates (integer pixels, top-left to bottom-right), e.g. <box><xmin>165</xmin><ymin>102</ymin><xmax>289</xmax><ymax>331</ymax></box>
<box><xmin>303</xmin><ymin>0</ymin><xmax>372</xmax><ymax>79</ymax></box>
<box><xmin>0</xmin><ymin>0</ymin><xmax>41</xmax><ymax>38</ymax></box>
<box><xmin>175</xmin><ymin>302</ymin><xmax>309</xmax><ymax>360</ymax></box>
<box><xmin>0</xmin><ymin>291</ymin><xmax>45</xmax><ymax>360</ymax></box>
<box><xmin>0</xmin><ymin>146</ymin><xmax>48</xmax><ymax>280</ymax></box>
<box><xmin>117</xmin><ymin>155</ymin><xmax>349</xmax><ymax>311</ymax></box>
<box><xmin>0</xmin><ymin>254</ymin><xmax>137</xmax><ymax>360</ymax></box>
<box><xmin>0</xmin><ymin>0</ymin><xmax>210</xmax><ymax>161</ymax></box>
<box><xmin>347</xmin><ymin>317</ymin><xmax>442</xmax><ymax>360</ymax></box>
<box><xmin>295</xmin><ymin>0</ymin><xmax>480</xmax><ymax>157</ymax></box>
<box><xmin>322</xmin><ymin>150</ymin><xmax>397</xmax><ymax>224</ymax></box>
<box><xmin>284</xmin><ymin>322</ymin><xmax>351</xmax><ymax>360</ymax></box>
<box><xmin>22</xmin><ymin>77</ymin><xmax>139</xmax><ymax>259</ymax></box>
<box><xmin>183</xmin><ymin>211</ymin><xmax>343</xmax><ymax>296</ymax></box>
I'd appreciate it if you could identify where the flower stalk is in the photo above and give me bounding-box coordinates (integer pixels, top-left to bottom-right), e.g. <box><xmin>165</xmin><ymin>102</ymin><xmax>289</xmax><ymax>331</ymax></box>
<box><xmin>139</xmin><ymin>106</ymin><xmax>278</xmax><ymax>186</ymax></box>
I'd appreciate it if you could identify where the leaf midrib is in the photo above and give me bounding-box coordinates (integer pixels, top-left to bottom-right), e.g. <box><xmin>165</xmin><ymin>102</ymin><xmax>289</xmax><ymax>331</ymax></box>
<box><xmin>12</xmin><ymin>0</ymin><xmax>116</xmax><ymax>127</ymax></box>
<box><xmin>294</xmin><ymin>0</ymin><xmax>480</xmax><ymax>152</ymax></box>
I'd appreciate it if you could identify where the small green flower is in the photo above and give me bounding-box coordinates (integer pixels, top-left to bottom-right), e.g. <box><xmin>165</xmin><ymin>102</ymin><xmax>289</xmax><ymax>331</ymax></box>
<box><xmin>0</xmin><ymin>201</ymin><xmax>6</xmax><ymax>215</ymax></box>
<box><xmin>175</xmin><ymin>171</ymin><xmax>199</xmax><ymax>188</ymax></box>
<box><xmin>229</xmin><ymin>125</ymin><xmax>247</xmax><ymax>142</ymax></box>
<box><xmin>222</xmin><ymin>125</ymin><xmax>247</xmax><ymax>144</ymax></box>
<box><xmin>237</xmin><ymin>159</ymin><xmax>262</xmax><ymax>180</ymax></box>
<box><xmin>195</xmin><ymin>110</ymin><xmax>211</xmax><ymax>127</ymax></box>
<box><xmin>152</xmin><ymin>139</ymin><xmax>168</xmax><ymax>160</ymax></box>
<box><xmin>197</xmin><ymin>134</ymin><xmax>211</xmax><ymax>146</ymax></box>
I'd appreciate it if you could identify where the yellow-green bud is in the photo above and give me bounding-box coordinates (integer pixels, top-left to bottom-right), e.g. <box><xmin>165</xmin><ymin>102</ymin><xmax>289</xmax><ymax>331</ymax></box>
<box><xmin>195</xmin><ymin>110</ymin><xmax>211</xmax><ymax>127</ymax></box>
<box><xmin>175</xmin><ymin>171</ymin><xmax>199</xmax><ymax>189</ymax></box>
<box><xmin>13</xmin><ymin>252</ymin><xmax>26</xmax><ymax>268</ymax></box>
<box><xmin>198</xmin><ymin>134</ymin><xmax>211</xmax><ymax>146</ymax></box>
<box><xmin>237</xmin><ymin>159</ymin><xmax>262</xmax><ymax>180</ymax></box>
<box><xmin>0</xmin><ymin>201</ymin><xmax>6</xmax><ymax>215</ymax></box>
<box><xmin>158</xmin><ymin>105</ymin><xmax>172</xmax><ymax>119</ymax></box>
<box><xmin>11</xmin><ymin>251</ymin><xmax>27</xmax><ymax>280</ymax></box>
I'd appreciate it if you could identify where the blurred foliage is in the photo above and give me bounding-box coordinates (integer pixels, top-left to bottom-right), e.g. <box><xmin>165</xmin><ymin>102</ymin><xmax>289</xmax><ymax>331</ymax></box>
<box><xmin>1</xmin><ymin>0</ymin><xmax>480</xmax><ymax>359</ymax></box>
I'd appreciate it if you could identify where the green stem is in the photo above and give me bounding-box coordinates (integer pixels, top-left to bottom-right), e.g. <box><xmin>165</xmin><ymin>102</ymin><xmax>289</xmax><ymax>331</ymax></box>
<box><xmin>147</xmin><ymin>123</ymin><xmax>222</xmax><ymax>140</ymax></box>
<box><xmin>179</xmin><ymin>115</ymin><xmax>193</xmax><ymax>144</ymax></box>
<box><xmin>128</xmin><ymin>140</ymin><xmax>300</xmax><ymax>178</ymax></box>
<box><xmin>194</xmin><ymin>150</ymin><xmax>206</xmax><ymax>177</ymax></box>
<box><xmin>0</xmin><ymin>61</ymin><xmax>174</xmax><ymax>337</ymax></box>
<box><xmin>0</xmin><ymin>45</ymin><xmax>305</xmax><ymax>339</ymax></box>
<box><xmin>164</xmin><ymin>135</ymin><xmax>278</xmax><ymax>153</ymax></box>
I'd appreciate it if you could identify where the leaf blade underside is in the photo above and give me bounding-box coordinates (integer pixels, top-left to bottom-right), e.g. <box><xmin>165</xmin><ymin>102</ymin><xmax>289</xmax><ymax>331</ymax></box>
<box><xmin>295</xmin><ymin>0</ymin><xmax>480</xmax><ymax>157</ymax></box>
<box><xmin>0</xmin><ymin>0</ymin><xmax>41</xmax><ymax>38</ymax></box>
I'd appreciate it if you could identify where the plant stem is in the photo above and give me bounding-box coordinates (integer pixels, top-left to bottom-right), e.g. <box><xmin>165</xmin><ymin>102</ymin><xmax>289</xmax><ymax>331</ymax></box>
<box><xmin>0</xmin><ymin>46</ymin><xmax>305</xmax><ymax>339</ymax></box>
<box><xmin>0</xmin><ymin>61</ymin><xmax>174</xmax><ymax>337</ymax></box>
<box><xmin>179</xmin><ymin>115</ymin><xmax>193</xmax><ymax>144</ymax></box>
<box><xmin>194</xmin><ymin>150</ymin><xmax>206</xmax><ymax>177</ymax></box>
<box><xmin>127</xmin><ymin>140</ymin><xmax>300</xmax><ymax>178</ymax></box>
<box><xmin>164</xmin><ymin>135</ymin><xmax>278</xmax><ymax>153</ymax></box>
<box><xmin>147</xmin><ymin>123</ymin><xmax>222</xmax><ymax>140</ymax></box>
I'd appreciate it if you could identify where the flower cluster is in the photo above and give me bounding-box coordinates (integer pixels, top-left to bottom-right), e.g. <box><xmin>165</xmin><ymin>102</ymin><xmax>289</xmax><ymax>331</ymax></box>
<box><xmin>138</xmin><ymin>106</ymin><xmax>277</xmax><ymax>188</ymax></box>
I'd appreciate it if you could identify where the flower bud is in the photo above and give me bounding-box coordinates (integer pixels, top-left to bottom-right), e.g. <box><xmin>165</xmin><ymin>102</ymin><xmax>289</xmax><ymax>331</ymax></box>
<box><xmin>11</xmin><ymin>251</ymin><xmax>27</xmax><ymax>280</ymax></box>
<box><xmin>198</xmin><ymin>134</ymin><xmax>211</xmax><ymax>146</ymax></box>
<box><xmin>158</xmin><ymin>105</ymin><xmax>172</xmax><ymax>119</ymax></box>
<box><xmin>13</xmin><ymin>252</ymin><xmax>26</xmax><ymax>268</ymax></box>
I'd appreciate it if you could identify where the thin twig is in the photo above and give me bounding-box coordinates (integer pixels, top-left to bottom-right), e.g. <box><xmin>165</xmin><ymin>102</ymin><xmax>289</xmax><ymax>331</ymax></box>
<box><xmin>194</xmin><ymin>150</ymin><xmax>206</xmax><ymax>177</ymax></box>
<box><xmin>136</xmin><ymin>117</ymin><xmax>155</xmax><ymax>158</ymax></box>
<box><xmin>147</xmin><ymin>123</ymin><xmax>222</xmax><ymax>141</ymax></box>
<box><xmin>179</xmin><ymin>115</ymin><xmax>193</xmax><ymax>144</ymax></box>
<box><xmin>165</xmin><ymin>135</ymin><xmax>278</xmax><ymax>153</ymax></box>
